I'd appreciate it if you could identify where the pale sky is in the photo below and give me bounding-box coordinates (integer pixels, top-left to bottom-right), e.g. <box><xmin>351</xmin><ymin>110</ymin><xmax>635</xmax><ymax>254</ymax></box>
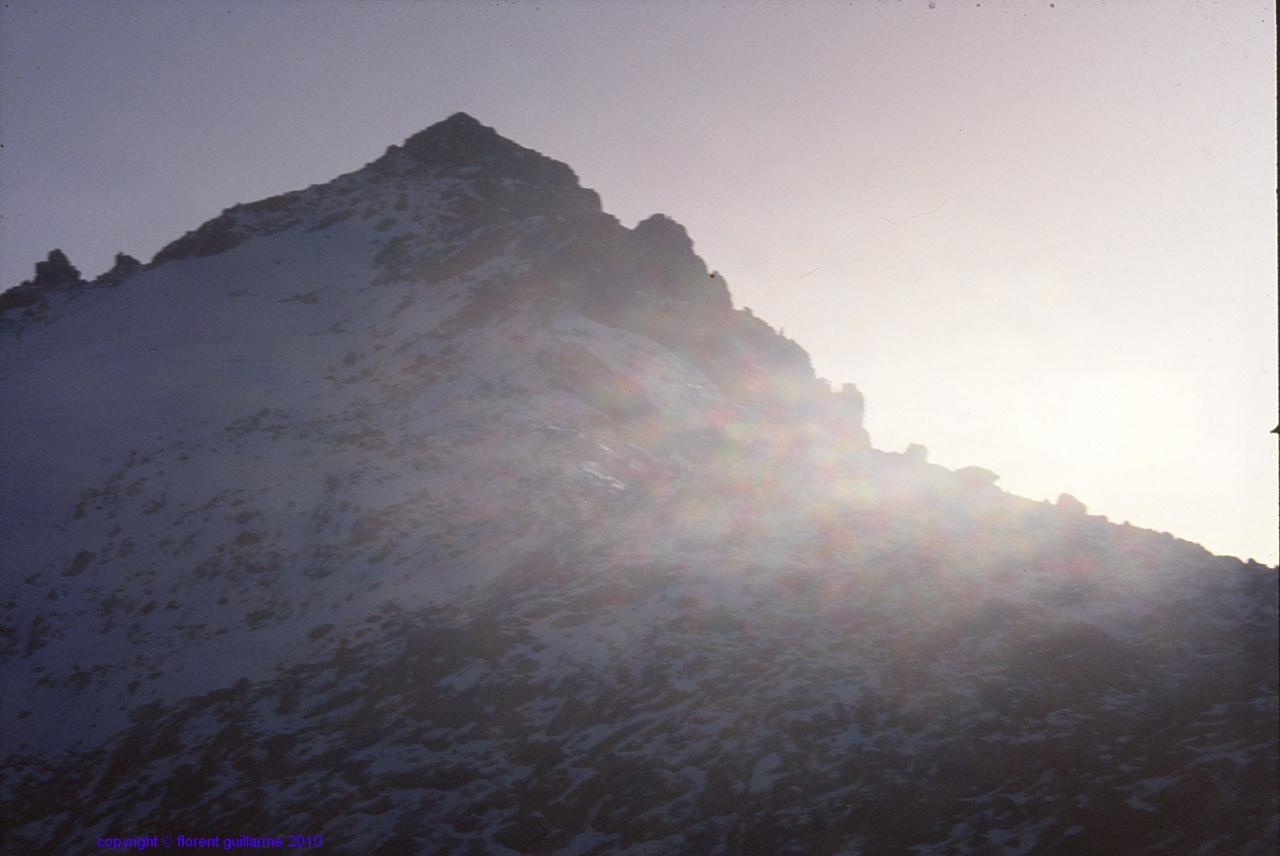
<box><xmin>1</xmin><ymin>0</ymin><xmax>1275</xmax><ymax>564</ymax></box>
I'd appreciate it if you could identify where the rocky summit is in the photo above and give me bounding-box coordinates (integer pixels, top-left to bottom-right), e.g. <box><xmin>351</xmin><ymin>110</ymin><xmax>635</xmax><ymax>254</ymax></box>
<box><xmin>1</xmin><ymin>114</ymin><xmax>1275</xmax><ymax>854</ymax></box>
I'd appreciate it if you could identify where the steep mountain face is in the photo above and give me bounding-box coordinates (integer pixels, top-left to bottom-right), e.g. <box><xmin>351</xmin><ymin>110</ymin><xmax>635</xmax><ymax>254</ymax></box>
<box><xmin>1</xmin><ymin>114</ymin><xmax>1275</xmax><ymax>855</ymax></box>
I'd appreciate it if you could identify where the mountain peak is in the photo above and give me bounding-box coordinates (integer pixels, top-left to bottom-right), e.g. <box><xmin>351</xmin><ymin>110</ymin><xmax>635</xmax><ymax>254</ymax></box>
<box><xmin>137</xmin><ymin>113</ymin><xmax>603</xmax><ymax>273</ymax></box>
<box><xmin>392</xmin><ymin>112</ymin><xmax>581</xmax><ymax>192</ymax></box>
<box><xmin>440</xmin><ymin>110</ymin><xmax>484</xmax><ymax>128</ymax></box>
<box><xmin>402</xmin><ymin>111</ymin><xmax>497</xmax><ymax>152</ymax></box>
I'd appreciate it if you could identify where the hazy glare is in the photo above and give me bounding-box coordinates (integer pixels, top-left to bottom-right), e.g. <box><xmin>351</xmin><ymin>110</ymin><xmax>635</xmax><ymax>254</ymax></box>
<box><xmin>1</xmin><ymin>0</ymin><xmax>1274</xmax><ymax>564</ymax></box>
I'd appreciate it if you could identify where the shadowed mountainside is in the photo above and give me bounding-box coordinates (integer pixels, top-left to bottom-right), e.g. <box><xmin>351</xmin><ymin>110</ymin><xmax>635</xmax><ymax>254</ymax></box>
<box><xmin>2</xmin><ymin>113</ymin><xmax>1275</xmax><ymax>855</ymax></box>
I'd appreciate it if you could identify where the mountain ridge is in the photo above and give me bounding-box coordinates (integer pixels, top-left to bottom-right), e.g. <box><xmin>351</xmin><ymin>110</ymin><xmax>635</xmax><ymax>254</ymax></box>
<box><xmin>3</xmin><ymin>113</ymin><xmax>846</xmax><ymax>447</ymax></box>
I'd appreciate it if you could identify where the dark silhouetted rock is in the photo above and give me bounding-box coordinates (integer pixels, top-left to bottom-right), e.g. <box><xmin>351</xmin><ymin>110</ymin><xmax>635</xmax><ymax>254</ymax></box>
<box><xmin>0</xmin><ymin>284</ymin><xmax>43</xmax><ymax>315</ymax></box>
<box><xmin>97</xmin><ymin>253</ymin><xmax>142</xmax><ymax>286</ymax></box>
<box><xmin>632</xmin><ymin>214</ymin><xmax>729</xmax><ymax>310</ymax></box>
<box><xmin>0</xmin><ymin>249</ymin><xmax>86</xmax><ymax>317</ymax></box>
<box><xmin>151</xmin><ymin>212</ymin><xmax>247</xmax><ymax>266</ymax></box>
<box><xmin>32</xmin><ymin>249</ymin><xmax>81</xmax><ymax>288</ymax></box>
<box><xmin>633</xmin><ymin>213</ymin><xmax>695</xmax><ymax>254</ymax></box>
<box><xmin>904</xmin><ymin>443</ymin><xmax>929</xmax><ymax>464</ymax></box>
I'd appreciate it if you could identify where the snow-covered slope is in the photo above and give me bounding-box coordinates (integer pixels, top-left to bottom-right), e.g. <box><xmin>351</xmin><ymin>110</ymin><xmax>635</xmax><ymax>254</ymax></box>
<box><xmin>2</xmin><ymin>114</ymin><xmax>1275</xmax><ymax>854</ymax></box>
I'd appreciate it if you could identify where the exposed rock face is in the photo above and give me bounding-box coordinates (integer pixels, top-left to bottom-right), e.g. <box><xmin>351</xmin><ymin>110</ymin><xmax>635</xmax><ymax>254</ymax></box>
<box><xmin>32</xmin><ymin>249</ymin><xmax>81</xmax><ymax>288</ymax></box>
<box><xmin>150</xmin><ymin>212</ymin><xmax>247</xmax><ymax>266</ymax></box>
<box><xmin>0</xmin><ymin>280</ymin><xmax>45</xmax><ymax>315</ymax></box>
<box><xmin>1057</xmin><ymin>492</ymin><xmax>1088</xmax><ymax>514</ymax></box>
<box><xmin>0</xmin><ymin>249</ymin><xmax>85</xmax><ymax>317</ymax></box>
<box><xmin>1</xmin><ymin>114</ymin><xmax>1274</xmax><ymax>855</ymax></box>
<box><xmin>630</xmin><ymin>214</ymin><xmax>728</xmax><ymax>308</ymax></box>
<box><xmin>97</xmin><ymin>252</ymin><xmax>142</xmax><ymax>286</ymax></box>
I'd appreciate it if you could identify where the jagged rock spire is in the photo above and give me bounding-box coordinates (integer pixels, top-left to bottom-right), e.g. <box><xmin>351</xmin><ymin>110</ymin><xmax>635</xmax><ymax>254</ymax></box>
<box><xmin>633</xmin><ymin>214</ymin><xmax>695</xmax><ymax>254</ymax></box>
<box><xmin>630</xmin><ymin>214</ymin><xmax>730</xmax><ymax>310</ymax></box>
<box><xmin>98</xmin><ymin>252</ymin><xmax>142</xmax><ymax>286</ymax></box>
<box><xmin>30</xmin><ymin>249</ymin><xmax>82</xmax><ymax>289</ymax></box>
<box><xmin>0</xmin><ymin>249</ymin><xmax>85</xmax><ymax>316</ymax></box>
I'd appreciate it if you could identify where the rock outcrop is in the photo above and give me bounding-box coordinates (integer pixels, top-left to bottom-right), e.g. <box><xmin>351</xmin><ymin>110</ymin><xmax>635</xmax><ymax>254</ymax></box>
<box><xmin>0</xmin><ymin>249</ymin><xmax>85</xmax><ymax>317</ymax></box>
